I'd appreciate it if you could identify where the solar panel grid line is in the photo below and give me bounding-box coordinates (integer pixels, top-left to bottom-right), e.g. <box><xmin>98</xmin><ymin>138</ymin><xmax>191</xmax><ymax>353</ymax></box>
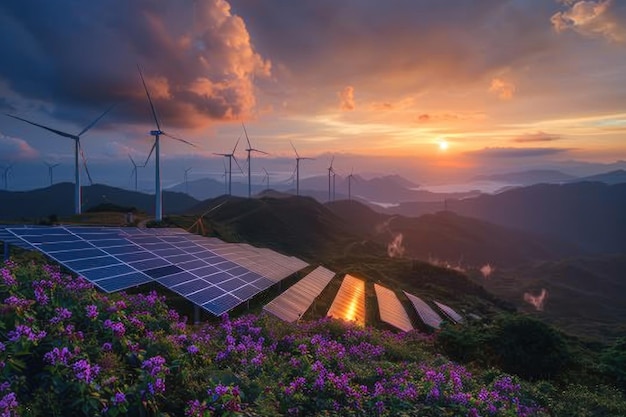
<box><xmin>326</xmin><ymin>274</ymin><xmax>365</xmax><ymax>325</ymax></box>
<box><xmin>404</xmin><ymin>292</ymin><xmax>443</xmax><ymax>329</ymax></box>
<box><xmin>434</xmin><ymin>300</ymin><xmax>464</xmax><ymax>323</ymax></box>
<box><xmin>374</xmin><ymin>284</ymin><xmax>414</xmax><ymax>332</ymax></box>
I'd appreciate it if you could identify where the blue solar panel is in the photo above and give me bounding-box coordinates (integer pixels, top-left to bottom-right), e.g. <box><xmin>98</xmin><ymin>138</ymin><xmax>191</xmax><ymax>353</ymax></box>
<box><xmin>53</xmin><ymin>248</ymin><xmax>107</xmax><ymax>261</ymax></box>
<box><xmin>80</xmin><ymin>264</ymin><xmax>136</xmax><ymax>281</ymax></box>
<box><xmin>38</xmin><ymin>241</ymin><xmax>92</xmax><ymax>252</ymax></box>
<box><xmin>218</xmin><ymin>278</ymin><xmax>247</xmax><ymax>292</ymax></box>
<box><xmin>128</xmin><ymin>258</ymin><xmax>169</xmax><ymax>271</ymax></box>
<box><xmin>204</xmin><ymin>271</ymin><xmax>234</xmax><ymax>285</ymax></box>
<box><xmin>232</xmin><ymin>285</ymin><xmax>260</xmax><ymax>300</ymax></box>
<box><xmin>96</xmin><ymin>272</ymin><xmax>153</xmax><ymax>291</ymax></box>
<box><xmin>4</xmin><ymin>226</ymin><xmax>308</xmax><ymax>316</ymax></box>
<box><xmin>157</xmin><ymin>271</ymin><xmax>198</xmax><ymax>287</ymax></box>
<box><xmin>172</xmin><ymin>279</ymin><xmax>211</xmax><ymax>295</ymax></box>
<box><xmin>115</xmin><ymin>251</ymin><xmax>154</xmax><ymax>262</ymax></box>
<box><xmin>203</xmin><ymin>293</ymin><xmax>241</xmax><ymax>315</ymax></box>
<box><xmin>65</xmin><ymin>256</ymin><xmax>121</xmax><ymax>271</ymax></box>
<box><xmin>190</xmin><ymin>265</ymin><xmax>220</xmax><ymax>277</ymax></box>
<box><xmin>143</xmin><ymin>264</ymin><xmax>183</xmax><ymax>279</ymax></box>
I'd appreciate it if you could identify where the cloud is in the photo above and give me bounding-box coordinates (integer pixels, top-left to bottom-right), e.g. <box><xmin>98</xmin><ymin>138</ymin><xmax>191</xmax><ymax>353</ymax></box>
<box><xmin>551</xmin><ymin>0</ymin><xmax>626</xmax><ymax>43</ymax></box>
<box><xmin>465</xmin><ymin>147</ymin><xmax>572</xmax><ymax>158</ymax></box>
<box><xmin>512</xmin><ymin>131</ymin><xmax>561</xmax><ymax>143</ymax></box>
<box><xmin>489</xmin><ymin>77</ymin><xmax>516</xmax><ymax>100</ymax></box>
<box><xmin>338</xmin><ymin>86</ymin><xmax>355</xmax><ymax>111</ymax></box>
<box><xmin>0</xmin><ymin>0</ymin><xmax>271</xmax><ymax>128</ymax></box>
<box><xmin>0</xmin><ymin>132</ymin><xmax>39</xmax><ymax>160</ymax></box>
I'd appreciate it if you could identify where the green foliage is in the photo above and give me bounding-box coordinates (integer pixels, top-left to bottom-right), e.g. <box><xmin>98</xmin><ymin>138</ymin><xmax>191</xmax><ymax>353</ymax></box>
<box><xmin>601</xmin><ymin>337</ymin><xmax>626</xmax><ymax>389</ymax></box>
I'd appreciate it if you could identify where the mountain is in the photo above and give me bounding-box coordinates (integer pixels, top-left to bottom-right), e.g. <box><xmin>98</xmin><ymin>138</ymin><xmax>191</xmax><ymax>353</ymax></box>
<box><xmin>0</xmin><ymin>183</ymin><xmax>199</xmax><ymax>219</ymax></box>
<box><xmin>327</xmin><ymin>201</ymin><xmax>581</xmax><ymax>267</ymax></box>
<box><xmin>472</xmin><ymin>169</ymin><xmax>576</xmax><ymax>185</ymax></box>
<box><xmin>384</xmin><ymin>182</ymin><xmax>626</xmax><ymax>254</ymax></box>
<box><xmin>569</xmin><ymin>169</ymin><xmax>626</xmax><ymax>185</ymax></box>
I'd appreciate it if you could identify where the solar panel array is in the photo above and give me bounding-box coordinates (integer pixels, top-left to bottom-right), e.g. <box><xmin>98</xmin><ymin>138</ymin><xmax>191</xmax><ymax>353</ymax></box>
<box><xmin>2</xmin><ymin>226</ymin><xmax>308</xmax><ymax>316</ymax></box>
<box><xmin>404</xmin><ymin>291</ymin><xmax>443</xmax><ymax>329</ymax></box>
<box><xmin>374</xmin><ymin>284</ymin><xmax>413</xmax><ymax>332</ymax></box>
<box><xmin>327</xmin><ymin>274</ymin><xmax>366</xmax><ymax>325</ymax></box>
<box><xmin>434</xmin><ymin>300</ymin><xmax>463</xmax><ymax>323</ymax></box>
<box><xmin>264</xmin><ymin>266</ymin><xmax>335</xmax><ymax>323</ymax></box>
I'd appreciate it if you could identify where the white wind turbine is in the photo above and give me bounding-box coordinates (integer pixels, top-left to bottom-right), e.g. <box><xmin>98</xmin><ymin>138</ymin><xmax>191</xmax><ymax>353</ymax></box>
<box><xmin>327</xmin><ymin>156</ymin><xmax>335</xmax><ymax>202</ymax></box>
<box><xmin>5</xmin><ymin>106</ymin><xmax>113</xmax><ymax>214</ymax></box>
<box><xmin>213</xmin><ymin>136</ymin><xmax>243</xmax><ymax>196</ymax></box>
<box><xmin>262</xmin><ymin>167</ymin><xmax>270</xmax><ymax>191</ymax></box>
<box><xmin>44</xmin><ymin>162</ymin><xmax>60</xmax><ymax>186</ymax></box>
<box><xmin>138</xmin><ymin>65</ymin><xmax>196</xmax><ymax>221</ymax></box>
<box><xmin>290</xmin><ymin>141</ymin><xmax>314</xmax><ymax>196</ymax></box>
<box><xmin>242</xmin><ymin>123</ymin><xmax>268</xmax><ymax>198</ymax></box>
<box><xmin>184</xmin><ymin>167</ymin><xmax>192</xmax><ymax>195</ymax></box>
<box><xmin>347</xmin><ymin>168</ymin><xmax>357</xmax><ymax>201</ymax></box>
<box><xmin>1</xmin><ymin>164</ymin><xmax>13</xmax><ymax>190</ymax></box>
<box><xmin>128</xmin><ymin>155</ymin><xmax>142</xmax><ymax>191</ymax></box>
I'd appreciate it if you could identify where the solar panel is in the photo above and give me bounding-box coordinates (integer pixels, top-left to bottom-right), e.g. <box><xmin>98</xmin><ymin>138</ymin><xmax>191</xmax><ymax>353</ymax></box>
<box><xmin>434</xmin><ymin>300</ymin><xmax>464</xmax><ymax>323</ymax></box>
<box><xmin>264</xmin><ymin>266</ymin><xmax>335</xmax><ymax>323</ymax></box>
<box><xmin>4</xmin><ymin>226</ymin><xmax>308</xmax><ymax>316</ymax></box>
<box><xmin>374</xmin><ymin>284</ymin><xmax>414</xmax><ymax>332</ymax></box>
<box><xmin>327</xmin><ymin>274</ymin><xmax>366</xmax><ymax>325</ymax></box>
<box><xmin>404</xmin><ymin>292</ymin><xmax>443</xmax><ymax>329</ymax></box>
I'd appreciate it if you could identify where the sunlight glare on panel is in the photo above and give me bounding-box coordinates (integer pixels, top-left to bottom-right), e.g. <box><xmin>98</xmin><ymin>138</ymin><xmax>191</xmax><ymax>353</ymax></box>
<box><xmin>327</xmin><ymin>274</ymin><xmax>365</xmax><ymax>325</ymax></box>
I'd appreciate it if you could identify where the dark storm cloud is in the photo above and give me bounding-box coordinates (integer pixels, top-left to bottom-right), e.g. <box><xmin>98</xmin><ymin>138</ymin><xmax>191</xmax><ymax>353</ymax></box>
<box><xmin>0</xmin><ymin>0</ymin><xmax>270</xmax><ymax>128</ymax></box>
<box><xmin>465</xmin><ymin>147</ymin><xmax>573</xmax><ymax>158</ymax></box>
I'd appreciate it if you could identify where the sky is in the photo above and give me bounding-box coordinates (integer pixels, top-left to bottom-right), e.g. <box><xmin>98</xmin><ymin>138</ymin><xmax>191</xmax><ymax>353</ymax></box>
<box><xmin>0</xmin><ymin>0</ymin><xmax>625</xmax><ymax>191</ymax></box>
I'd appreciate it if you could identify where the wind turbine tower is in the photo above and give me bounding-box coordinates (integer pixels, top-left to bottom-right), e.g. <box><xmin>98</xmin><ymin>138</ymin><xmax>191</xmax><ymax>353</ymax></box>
<box><xmin>6</xmin><ymin>105</ymin><xmax>113</xmax><ymax>214</ymax></box>
<box><xmin>138</xmin><ymin>65</ymin><xmax>196</xmax><ymax>221</ymax></box>
<box><xmin>1</xmin><ymin>164</ymin><xmax>13</xmax><ymax>190</ymax></box>
<box><xmin>347</xmin><ymin>168</ymin><xmax>356</xmax><ymax>201</ymax></box>
<box><xmin>184</xmin><ymin>167</ymin><xmax>192</xmax><ymax>195</ymax></box>
<box><xmin>262</xmin><ymin>167</ymin><xmax>270</xmax><ymax>191</ymax></box>
<box><xmin>128</xmin><ymin>155</ymin><xmax>142</xmax><ymax>191</ymax></box>
<box><xmin>213</xmin><ymin>136</ymin><xmax>243</xmax><ymax>196</ymax></box>
<box><xmin>242</xmin><ymin>123</ymin><xmax>268</xmax><ymax>198</ymax></box>
<box><xmin>327</xmin><ymin>156</ymin><xmax>335</xmax><ymax>202</ymax></box>
<box><xmin>45</xmin><ymin>162</ymin><xmax>60</xmax><ymax>186</ymax></box>
<box><xmin>290</xmin><ymin>141</ymin><xmax>314</xmax><ymax>196</ymax></box>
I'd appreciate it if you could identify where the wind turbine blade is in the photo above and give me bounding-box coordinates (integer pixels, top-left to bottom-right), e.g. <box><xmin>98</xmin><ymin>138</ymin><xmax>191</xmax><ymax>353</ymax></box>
<box><xmin>251</xmin><ymin>148</ymin><xmax>269</xmax><ymax>155</ymax></box>
<box><xmin>242</xmin><ymin>122</ymin><xmax>251</xmax><ymax>149</ymax></box>
<box><xmin>301</xmin><ymin>157</ymin><xmax>315</xmax><ymax>161</ymax></box>
<box><xmin>330</xmin><ymin>155</ymin><xmax>334</xmax><ymax>169</ymax></box>
<box><xmin>162</xmin><ymin>132</ymin><xmax>196</xmax><ymax>147</ymax></box>
<box><xmin>5</xmin><ymin>114</ymin><xmax>77</xmax><ymax>140</ymax></box>
<box><xmin>128</xmin><ymin>154</ymin><xmax>137</xmax><ymax>167</ymax></box>
<box><xmin>290</xmin><ymin>140</ymin><xmax>300</xmax><ymax>158</ymax></box>
<box><xmin>137</xmin><ymin>64</ymin><xmax>161</xmax><ymax>131</ymax></box>
<box><xmin>213</xmin><ymin>153</ymin><xmax>229</xmax><ymax>157</ymax></box>
<box><xmin>79</xmin><ymin>142</ymin><xmax>94</xmax><ymax>185</ymax></box>
<box><xmin>144</xmin><ymin>141</ymin><xmax>157</xmax><ymax>166</ymax></box>
<box><xmin>262</xmin><ymin>167</ymin><xmax>269</xmax><ymax>175</ymax></box>
<box><xmin>77</xmin><ymin>103</ymin><xmax>116</xmax><ymax>137</ymax></box>
<box><xmin>232</xmin><ymin>155</ymin><xmax>244</xmax><ymax>174</ymax></box>
<box><xmin>232</xmin><ymin>134</ymin><xmax>242</xmax><ymax>153</ymax></box>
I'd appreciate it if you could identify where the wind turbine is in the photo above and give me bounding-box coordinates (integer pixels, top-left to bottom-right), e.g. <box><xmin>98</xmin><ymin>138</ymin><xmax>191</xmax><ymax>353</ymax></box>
<box><xmin>5</xmin><ymin>106</ymin><xmax>113</xmax><ymax>214</ymax></box>
<box><xmin>242</xmin><ymin>123</ymin><xmax>268</xmax><ymax>198</ymax></box>
<box><xmin>184</xmin><ymin>167</ymin><xmax>192</xmax><ymax>195</ymax></box>
<box><xmin>44</xmin><ymin>162</ymin><xmax>60</xmax><ymax>186</ymax></box>
<box><xmin>290</xmin><ymin>141</ymin><xmax>314</xmax><ymax>196</ymax></box>
<box><xmin>347</xmin><ymin>168</ymin><xmax>357</xmax><ymax>201</ymax></box>
<box><xmin>327</xmin><ymin>156</ymin><xmax>335</xmax><ymax>202</ymax></box>
<box><xmin>221</xmin><ymin>159</ymin><xmax>228</xmax><ymax>195</ymax></box>
<box><xmin>213</xmin><ymin>136</ymin><xmax>243</xmax><ymax>196</ymax></box>
<box><xmin>128</xmin><ymin>155</ymin><xmax>142</xmax><ymax>191</ymax></box>
<box><xmin>138</xmin><ymin>65</ymin><xmax>196</xmax><ymax>221</ymax></box>
<box><xmin>1</xmin><ymin>164</ymin><xmax>13</xmax><ymax>190</ymax></box>
<box><xmin>262</xmin><ymin>167</ymin><xmax>270</xmax><ymax>191</ymax></box>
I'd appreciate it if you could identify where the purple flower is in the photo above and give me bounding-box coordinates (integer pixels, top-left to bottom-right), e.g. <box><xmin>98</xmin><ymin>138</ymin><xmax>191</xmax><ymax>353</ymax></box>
<box><xmin>8</xmin><ymin>324</ymin><xmax>46</xmax><ymax>343</ymax></box>
<box><xmin>49</xmin><ymin>307</ymin><xmax>72</xmax><ymax>324</ymax></box>
<box><xmin>72</xmin><ymin>359</ymin><xmax>100</xmax><ymax>384</ymax></box>
<box><xmin>103</xmin><ymin>319</ymin><xmax>126</xmax><ymax>337</ymax></box>
<box><xmin>102</xmin><ymin>342</ymin><xmax>112</xmax><ymax>352</ymax></box>
<box><xmin>113</xmin><ymin>392</ymin><xmax>126</xmax><ymax>405</ymax></box>
<box><xmin>44</xmin><ymin>347</ymin><xmax>74</xmax><ymax>366</ymax></box>
<box><xmin>187</xmin><ymin>345</ymin><xmax>199</xmax><ymax>355</ymax></box>
<box><xmin>0</xmin><ymin>268</ymin><xmax>16</xmax><ymax>286</ymax></box>
<box><xmin>85</xmin><ymin>304</ymin><xmax>98</xmax><ymax>319</ymax></box>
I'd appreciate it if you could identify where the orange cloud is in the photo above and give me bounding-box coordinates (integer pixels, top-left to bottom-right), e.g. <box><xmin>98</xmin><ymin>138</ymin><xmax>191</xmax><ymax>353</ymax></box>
<box><xmin>339</xmin><ymin>86</ymin><xmax>355</xmax><ymax>111</ymax></box>
<box><xmin>0</xmin><ymin>133</ymin><xmax>39</xmax><ymax>160</ymax></box>
<box><xmin>489</xmin><ymin>77</ymin><xmax>516</xmax><ymax>100</ymax></box>
<box><xmin>551</xmin><ymin>0</ymin><xmax>626</xmax><ymax>43</ymax></box>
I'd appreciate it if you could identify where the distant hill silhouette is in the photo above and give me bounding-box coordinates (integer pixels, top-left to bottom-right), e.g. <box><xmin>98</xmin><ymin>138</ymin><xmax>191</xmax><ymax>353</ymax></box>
<box><xmin>0</xmin><ymin>183</ymin><xmax>199</xmax><ymax>220</ymax></box>
<box><xmin>568</xmin><ymin>169</ymin><xmax>626</xmax><ymax>185</ymax></box>
<box><xmin>472</xmin><ymin>169</ymin><xmax>576</xmax><ymax>185</ymax></box>
<box><xmin>328</xmin><ymin>200</ymin><xmax>580</xmax><ymax>266</ymax></box>
<box><xmin>384</xmin><ymin>182</ymin><xmax>626</xmax><ymax>254</ymax></box>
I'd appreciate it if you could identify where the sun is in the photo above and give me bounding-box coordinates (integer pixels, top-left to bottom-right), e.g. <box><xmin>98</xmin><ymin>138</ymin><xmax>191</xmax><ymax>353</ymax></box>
<box><xmin>438</xmin><ymin>140</ymin><xmax>449</xmax><ymax>151</ymax></box>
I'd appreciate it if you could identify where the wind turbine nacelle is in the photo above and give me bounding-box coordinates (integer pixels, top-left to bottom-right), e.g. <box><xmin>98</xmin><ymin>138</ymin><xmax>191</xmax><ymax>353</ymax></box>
<box><xmin>150</xmin><ymin>130</ymin><xmax>162</xmax><ymax>136</ymax></box>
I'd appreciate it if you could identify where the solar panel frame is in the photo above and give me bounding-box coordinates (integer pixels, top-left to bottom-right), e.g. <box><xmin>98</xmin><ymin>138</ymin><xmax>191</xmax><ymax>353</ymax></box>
<box><xmin>434</xmin><ymin>300</ymin><xmax>464</xmax><ymax>323</ymax></box>
<box><xmin>404</xmin><ymin>292</ymin><xmax>443</xmax><ymax>329</ymax></box>
<box><xmin>374</xmin><ymin>284</ymin><xmax>413</xmax><ymax>332</ymax></box>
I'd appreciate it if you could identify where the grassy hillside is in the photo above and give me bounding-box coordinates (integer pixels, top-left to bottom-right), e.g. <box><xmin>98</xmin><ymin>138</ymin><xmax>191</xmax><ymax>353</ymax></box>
<box><xmin>2</xmin><ymin>258</ymin><xmax>626</xmax><ymax>416</ymax></box>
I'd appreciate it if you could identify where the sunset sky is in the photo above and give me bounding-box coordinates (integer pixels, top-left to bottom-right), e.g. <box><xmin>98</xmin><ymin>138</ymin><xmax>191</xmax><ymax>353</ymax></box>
<box><xmin>0</xmin><ymin>0</ymin><xmax>625</xmax><ymax>190</ymax></box>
